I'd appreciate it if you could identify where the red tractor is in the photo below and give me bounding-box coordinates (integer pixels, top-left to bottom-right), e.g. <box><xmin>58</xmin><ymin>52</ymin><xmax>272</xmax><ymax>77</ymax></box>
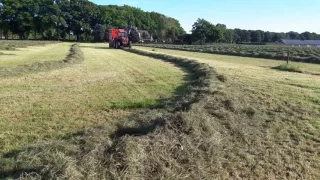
<box><xmin>108</xmin><ymin>29</ymin><xmax>132</xmax><ymax>49</ymax></box>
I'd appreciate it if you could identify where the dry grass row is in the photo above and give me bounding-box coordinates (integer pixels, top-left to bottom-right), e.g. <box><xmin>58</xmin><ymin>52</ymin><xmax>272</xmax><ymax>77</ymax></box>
<box><xmin>0</xmin><ymin>43</ymin><xmax>82</xmax><ymax>77</ymax></box>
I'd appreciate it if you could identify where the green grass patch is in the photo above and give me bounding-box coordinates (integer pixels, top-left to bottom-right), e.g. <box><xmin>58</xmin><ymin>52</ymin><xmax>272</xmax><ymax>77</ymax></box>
<box><xmin>272</xmin><ymin>63</ymin><xmax>303</xmax><ymax>73</ymax></box>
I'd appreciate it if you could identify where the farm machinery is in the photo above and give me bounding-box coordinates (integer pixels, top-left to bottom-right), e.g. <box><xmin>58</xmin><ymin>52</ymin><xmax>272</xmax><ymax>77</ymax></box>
<box><xmin>108</xmin><ymin>29</ymin><xmax>132</xmax><ymax>49</ymax></box>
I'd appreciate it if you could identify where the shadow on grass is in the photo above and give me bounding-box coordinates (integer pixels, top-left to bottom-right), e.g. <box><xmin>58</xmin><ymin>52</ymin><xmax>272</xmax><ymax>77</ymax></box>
<box><xmin>0</xmin><ymin>168</ymin><xmax>39</xmax><ymax>179</ymax></box>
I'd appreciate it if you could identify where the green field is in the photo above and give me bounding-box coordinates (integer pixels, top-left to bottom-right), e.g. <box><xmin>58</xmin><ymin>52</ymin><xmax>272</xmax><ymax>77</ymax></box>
<box><xmin>140</xmin><ymin>44</ymin><xmax>320</xmax><ymax>63</ymax></box>
<box><xmin>1</xmin><ymin>43</ymin><xmax>320</xmax><ymax>179</ymax></box>
<box><xmin>0</xmin><ymin>43</ymin><xmax>187</xmax><ymax>153</ymax></box>
<box><xmin>137</xmin><ymin>46</ymin><xmax>320</xmax><ymax>113</ymax></box>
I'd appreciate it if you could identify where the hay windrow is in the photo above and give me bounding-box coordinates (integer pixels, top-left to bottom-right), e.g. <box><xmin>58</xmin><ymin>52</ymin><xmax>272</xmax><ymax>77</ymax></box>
<box><xmin>0</xmin><ymin>43</ymin><xmax>83</xmax><ymax>77</ymax></box>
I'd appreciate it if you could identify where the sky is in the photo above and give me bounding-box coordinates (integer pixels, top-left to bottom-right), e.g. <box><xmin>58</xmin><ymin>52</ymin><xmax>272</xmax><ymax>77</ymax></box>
<box><xmin>91</xmin><ymin>0</ymin><xmax>320</xmax><ymax>34</ymax></box>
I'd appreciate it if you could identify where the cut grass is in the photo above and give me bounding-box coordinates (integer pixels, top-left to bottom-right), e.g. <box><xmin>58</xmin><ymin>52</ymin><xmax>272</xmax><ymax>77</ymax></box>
<box><xmin>136</xmin><ymin>46</ymin><xmax>320</xmax><ymax>73</ymax></box>
<box><xmin>0</xmin><ymin>43</ymin><xmax>188</xmax><ymax>154</ymax></box>
<box><xmin>0</xmin><ymin>40</ymin><xmax>57</xmax><ymax>51</ymax></box>
<box><xmin>128</xmin><ymin>47</ymin><xmax>320</xmax><ymax>179</ymax></box>
<box><xmin>0</xmin><ymin>43</ymin><xmax>84</xmax><ymax>77</ymax></box>
<box><xmin>1</xmin><ymin>45</ymin><xmax>320</xmax><ymax>179</ymax></box>
<box><xmin>138</xmin><ymin>44</ymin><xmax>320</xmax><ymax>64</ymax></box>
<box><xmin>0</xmin><ymin>43</ymin><xmax>71</xmax><ymax>67</ymax></box>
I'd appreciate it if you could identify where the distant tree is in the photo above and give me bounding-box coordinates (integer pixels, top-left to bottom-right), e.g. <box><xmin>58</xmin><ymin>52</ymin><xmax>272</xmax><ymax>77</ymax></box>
<box><xmin>263</xmin><ymin>31</ymin><xmax>272</xmax><ymax>42</ymax></box>
<box><xmin>243</xmin><ymin>30</ymin><xmax>251</xmax><ymax>42</ymax></box>
<box><xmin>287</xmin><ymin>31</ymin><xmax>299</xmax><ymax>39</ymax></box>
<box><xmin>299</xmin><ymin>33</ymin><xmax>306</xmax><ymax>40</ymax></box>
<box><xmin>183</xmin><ymin>34</ymin><xmax>193</xmax><ymax>44</ymax></box>
<box><xmin>191</xmin><ymin>18</ymin><xmax>222</xmax><ymax>44</ymax></box>
<box><xmin>223</xmin><ymin>29</ymin><xmax>236</xmax><ymax>43</ymax></box>
<box><xmin>301</xmin><ymin>31</ymin><xmax>311</xmax><ymax>40</ymax></box>
<box><xmin>207</xmin><ymin>26</ymin><xmax>223</xmax><ymax>43</ymax></box>
<box><xmin>251</xmin><ymin>30</ymin><xmax>262</xmax><ymax>42</ymax></box>
<box><xmin>216</xmin><ymin>23</ymin><xmax>227</xmax><ymax>29</ymax></box>
<box><xmin>92</xmin><ymin>24</ymin><xmax>105</xmax><ymax>42</ymax></box>
<box><xmin>234</xmin><ymin>28</ymin><xmax>243</xmax><ymax>42</ymax></box>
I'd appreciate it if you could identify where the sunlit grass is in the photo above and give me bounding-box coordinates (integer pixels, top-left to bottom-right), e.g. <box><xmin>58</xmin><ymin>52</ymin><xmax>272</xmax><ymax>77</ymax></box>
<box><xmin>0</xmin><ymin>43</ymin><xmax>187</xmax><ymax>153</ymax></box>
<box><xmin>0</xmin><ymin>43</ymin><xmax>71</xmax><ymax>67</ymax></box>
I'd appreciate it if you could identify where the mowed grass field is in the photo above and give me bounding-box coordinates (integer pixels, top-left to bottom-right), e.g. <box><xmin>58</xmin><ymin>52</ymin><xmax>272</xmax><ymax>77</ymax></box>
<box><xmin>135</xmin><ymin>46</ymin><xmax>320</xmax><ymax>178</ymax></box>
<box><xmin>0</xmin><ymin>43</ymin><xmax>187</xmax><ymax>153</ymax></box>
<box><xmin>137</xmin><ymin>46</ymin><xmax>320</xmax><ymax>107</ymax></box>
<box><xmin>1</xmin><ymin>42</ymin><xmax>320</xmax><ymax>179</ymax></box>
<box><xmin>0</xmin><ymin>43</ymin><xmax>71</xmax><ymax>67</ymax></box>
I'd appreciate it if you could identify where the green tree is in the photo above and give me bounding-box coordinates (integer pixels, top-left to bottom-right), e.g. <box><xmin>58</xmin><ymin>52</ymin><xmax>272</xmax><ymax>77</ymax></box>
<box><xmin>92</xmin><ymin>24</ymin><xmax>105</xmax><ymax>42</ymax></box>
<box><xmin>287</xmin><ymin>31</ymin><xmax>299</xmax><ymax>39</ymax></box>
<box><xmin>301</xmin><ymin>31</ymin><xmax>311</xmax><ymax>40</ymax></box>
<box><xmin>206</xmin><ymin>25</ymin><xmax>223</xmax><ymax>43</ymax></box>
<box><xmin>263</xmin><ymin>31</ymin><xmax>272</xmax><ymax>42</ymax></box>
<box><xmin>251</xmin><ymin>30</ymin><xmax>262</xmax><ymax>42</ymax></box>
<box><xmin>191</xmin><ymin>19</ymin><xmax>222</xmax><ymax>44</ymax></box>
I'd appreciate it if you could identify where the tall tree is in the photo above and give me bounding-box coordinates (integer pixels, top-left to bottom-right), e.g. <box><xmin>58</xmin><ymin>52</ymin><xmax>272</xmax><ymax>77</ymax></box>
<box><xmin>287</xmin><ymin>31</ymin><xmax>299</xmax><ymax>39</ymax></box>
<box><xmin>191</xmin><ymin>18</ymin><xmax>222</xmax><ymax>44</ymax></box>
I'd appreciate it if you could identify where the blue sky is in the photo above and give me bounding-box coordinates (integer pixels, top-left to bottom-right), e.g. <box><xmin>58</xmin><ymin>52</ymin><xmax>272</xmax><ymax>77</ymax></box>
<box><xmin>91</xmin><ymin>0</ymin><xmax>320</xmax><ymax>33</ymax></box>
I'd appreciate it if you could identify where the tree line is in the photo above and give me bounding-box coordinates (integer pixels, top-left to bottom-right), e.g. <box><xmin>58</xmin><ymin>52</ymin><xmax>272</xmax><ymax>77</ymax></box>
<box><xmin>185</xmin><ymin>18</ymin><xmax>320</xmax><ymax>44</ymax></box>
<box><xmin>1</xmin><ymin>1</ymin><xmax>319</xmax><ymax>44</ymax></box>
<box><xmin>0</xmin><ymin>0</ymin><xmax>185</xmax><ymax>41</ymax></box>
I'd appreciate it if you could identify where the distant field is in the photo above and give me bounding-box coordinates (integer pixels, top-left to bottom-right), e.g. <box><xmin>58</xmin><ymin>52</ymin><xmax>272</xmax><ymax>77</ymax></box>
<box><xmin>0</xmin><ymin>43</ymin><xmax>187</xmax><ymax>153</ymax></box>
<box><xmin>137</xmin><ymin>46</ymin><xmax>320</xmax><ymax>104</ymax></box>
<box><xmin>0</xmin><ymin>40</ymin><xmax>57</xmax><ymax>51</ymax></box>
<box><xmin>0</xmin><ymin>43</ymin><xmax>71</xmax><ymax>67</ymax></box>
<box><xmin>140</xmin><ymin>44</ymin><xmax>320</xmax><ymax>63</ymax></box>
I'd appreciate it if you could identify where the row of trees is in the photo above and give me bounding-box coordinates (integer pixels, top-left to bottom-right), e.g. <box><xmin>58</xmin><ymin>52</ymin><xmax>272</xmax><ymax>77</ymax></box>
<box><xmin>1</xmin><ymin>1</ymin><xmax>319</xmax><ymax>44</ymax></box>
<box><xmin>0</xmin><ymin>0</ymin><xmax>185</xmax><ymax>41</ymax></box>
<box><xmin>184</xmin><ymin>18</ymin><xmax>320</xmax><ymax>44</ymax></box>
